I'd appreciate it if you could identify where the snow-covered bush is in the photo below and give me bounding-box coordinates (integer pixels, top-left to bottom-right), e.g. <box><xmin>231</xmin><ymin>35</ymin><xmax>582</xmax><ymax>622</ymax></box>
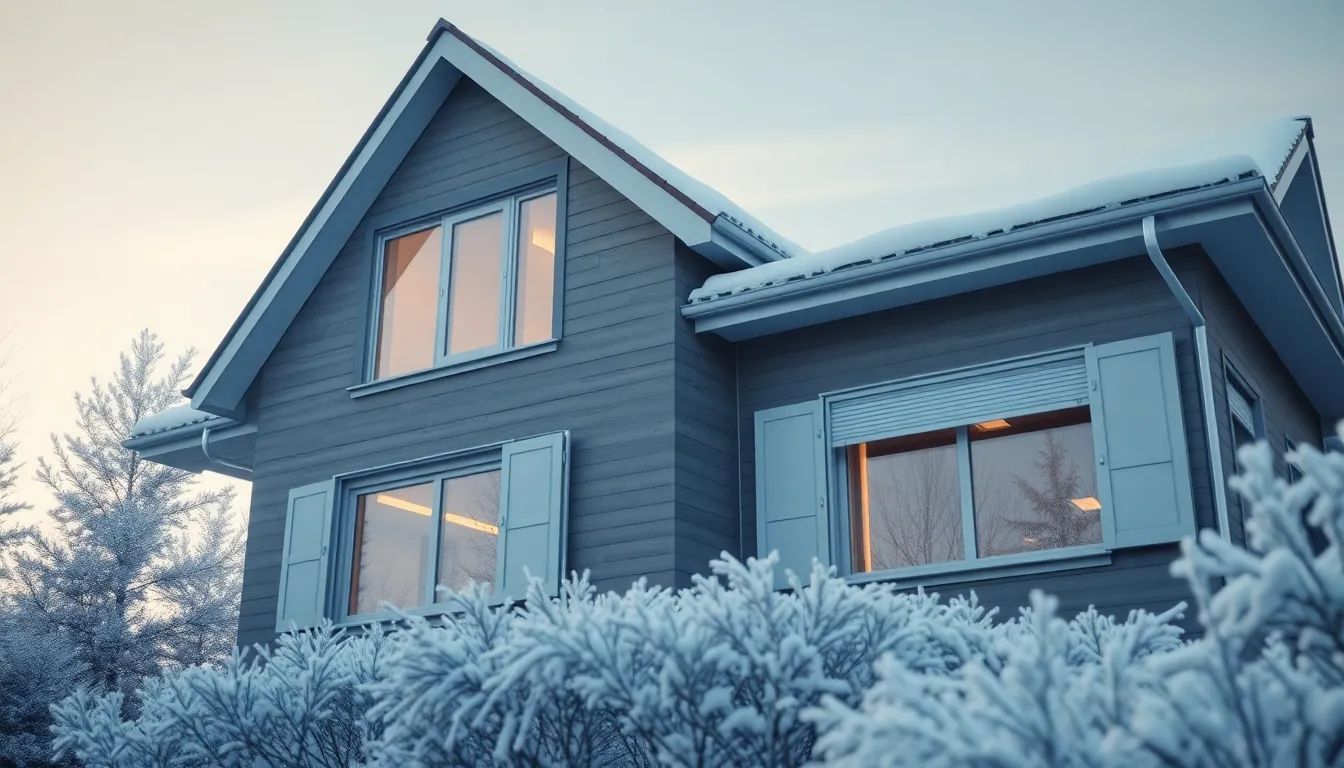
<box><xmin>49</xmin><ymin>624</ymin><xmax>389</xmax><ymax>767</ymax></box>
<box><xmin>809</xmin><ymin>435</ymin><xmax>1344</xmax><ymax>767</ymax></box>
<box><xmin>51</xmin><ymin>431</ymin><xmax>1344</xmax><ymax>767</ymax></box>
<box><xmin>367</xmin><ymin>559</ymin><xmax>999</xmax><ymax>767</ymax></box>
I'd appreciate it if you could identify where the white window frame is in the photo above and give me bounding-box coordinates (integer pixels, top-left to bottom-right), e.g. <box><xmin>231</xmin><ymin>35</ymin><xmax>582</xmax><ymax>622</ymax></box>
<box><xmin>333</xmin><ymin>447</ymin><xmax>503</xmax><ymax>626</ymax></box>
<box><xmin>366</xmin><ymin>185</ymin><xmax>559</xmax><ymax>382</ymax></box>
<box><xmin>824</xmin><ymin>347</ymin><xmax>1110</xmax><ymax>585</ymax></box>
<box><xmin>830</xmin><ymin>406</ymin><xmax>1109</xmax><ymax>585</ymax></box>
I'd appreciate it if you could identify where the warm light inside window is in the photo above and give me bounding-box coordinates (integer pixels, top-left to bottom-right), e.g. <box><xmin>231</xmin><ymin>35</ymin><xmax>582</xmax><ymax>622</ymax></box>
<box><xmin>531</xmin><ymin>229</ymin><xmax>555</xmax><ymax>253</ymax></box>
<box><xmin>1070</xmin><ymin>496</ymin><xmax>1102</xmax><ymax>512</ymax></box>
<box><xmin>375</xmin><ymin>493</ymin><xmax>499</xmax><ymax>534</ymax></box>
<box><xmin>973</xmin><ymin>418</ymin><xmax>1011</xmax><ymax>432</ymax></box>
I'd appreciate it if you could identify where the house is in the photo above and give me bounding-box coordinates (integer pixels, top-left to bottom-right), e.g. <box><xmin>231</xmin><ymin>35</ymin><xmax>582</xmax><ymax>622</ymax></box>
<box><xmin>125</xmin><ymin>19</ymin><xmax>1344</xmax><ymax>650</ymax></box>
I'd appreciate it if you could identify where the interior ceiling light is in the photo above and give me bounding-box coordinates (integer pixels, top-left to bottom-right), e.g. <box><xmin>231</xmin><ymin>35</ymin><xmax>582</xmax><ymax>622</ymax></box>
<box><xmin>375</xmin><ymin>494</ymin><xmax>499</xmax><ymax>535</ymax></box>
<box><xmin>1071</xmin><ymin>497</ymin><xmax>1102</xmax><ymax>512</ymax></box>
<box><xmin>531</xmin><ymin>229</ymin><xmax>556</xmax><ymax>253</ymax></box>
<box><xmin>974</xmin><ymin>419</ymin><xmax>1011</xmax><ymax>431</ymax></box>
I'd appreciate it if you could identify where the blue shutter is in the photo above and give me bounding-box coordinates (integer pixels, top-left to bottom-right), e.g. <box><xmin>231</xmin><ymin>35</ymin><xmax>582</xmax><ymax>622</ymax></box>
<box><xmin>275</xmin><ymin>480</ymin><xmax>336</xmax><ymax>632</ymax></box>
<box><xmin>755</xmin><ymin>400</ymin><xmax>830</xmax><ymax>589</ymax></box>
<box><xmin>1088</xmin><ymin>333</ymin><xmax>1196</xmax><ymax>547</ymax></box>
<box><xmin>495</xmin><ymin>431</ymin><xmax>569</xmax><ymax>603</ymax></box>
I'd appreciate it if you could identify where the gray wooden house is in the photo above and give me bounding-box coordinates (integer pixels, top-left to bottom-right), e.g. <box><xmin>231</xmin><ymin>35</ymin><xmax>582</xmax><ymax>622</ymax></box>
<box><xmin>125</xmin><ymin>20</ymin><xmax>1344</xmax><ymax>649</ymax></box>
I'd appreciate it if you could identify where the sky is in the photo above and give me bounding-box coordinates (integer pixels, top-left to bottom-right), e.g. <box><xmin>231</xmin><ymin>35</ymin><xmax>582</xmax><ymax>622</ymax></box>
<box><xmin>1</xmin><ymin>0</ymin><xmax>1341</xmax><ymax>527</ymax></box>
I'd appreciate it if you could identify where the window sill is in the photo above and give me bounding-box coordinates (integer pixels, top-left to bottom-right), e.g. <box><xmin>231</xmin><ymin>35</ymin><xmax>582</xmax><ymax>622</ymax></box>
<box><xmin>348</xmin><ymin>340</ymin><xmax>558</xmax><ymax>398</ymax></box>
<box><xmin>843</xmin><ymin>545</ymin><xmax>1112</xmax><ymax>590</ymax></box>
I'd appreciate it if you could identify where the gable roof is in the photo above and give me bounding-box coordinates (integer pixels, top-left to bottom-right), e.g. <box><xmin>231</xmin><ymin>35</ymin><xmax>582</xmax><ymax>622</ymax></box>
<box><xmin>184</xmin><ymin>19</ymin><xmax>793</xmax><ymax>416</ymax></box>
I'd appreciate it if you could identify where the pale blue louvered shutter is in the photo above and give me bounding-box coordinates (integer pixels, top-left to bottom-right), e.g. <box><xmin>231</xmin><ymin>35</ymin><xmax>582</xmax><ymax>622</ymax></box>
<box><xmin>755</xmin><ymin>400</ymin><xmax>830</xmax><ymax>589</ymax></box>
<box><xmin>1088</xmin><ymin>332</ymin><xmax>1196</xmax><ymax>547</ymax></box>
<box><xmin>495</xmin><ymin>431</ymin><xmax>569</xmax><ymax>603</ymax></box>
<box><xmin>275</xmin><ymin>480</ymin><xmax>337</xmax><ymax>632</ymax></box>
<box><xmin>828</xmin><ymin>351</ymin><xmax>1089</xmax><ymax>446</ymax></box>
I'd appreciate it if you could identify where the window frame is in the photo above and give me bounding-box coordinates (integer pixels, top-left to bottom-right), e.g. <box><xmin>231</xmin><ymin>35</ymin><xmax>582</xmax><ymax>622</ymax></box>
<box><xmin>825</xmin><ymin>346</ymin><xmax>1112</xmax><ymax>586</ymax></box>
<box><xmin>1285</xmin><ymin>437</ymin><xmax>1305</xmax><ymax>483</ymax></box>
<box><xmin>1223</xmin><ymin>360</ymin><xmax>1265</xmax><ymax>443</ymax></box>
<box><xmin>350</xmin><ymin>160</ymin><xmax>568</xmax><ymax>397</ymax></box>
<box><xmin>331</xmin><ymin>446</ymin><xmax>504</xmax><ymax>627</ymax></box>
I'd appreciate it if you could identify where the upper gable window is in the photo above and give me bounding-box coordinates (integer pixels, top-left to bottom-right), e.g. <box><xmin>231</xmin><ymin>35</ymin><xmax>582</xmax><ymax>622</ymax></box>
<box><xmin>371</xmin><ymin>189</ymin><xmax>559</xmax><ymax>381</ymax></box>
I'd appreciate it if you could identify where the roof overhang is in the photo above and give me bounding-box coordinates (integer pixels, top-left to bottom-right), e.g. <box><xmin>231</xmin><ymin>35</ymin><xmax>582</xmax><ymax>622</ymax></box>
<box><xmin>683</xmin><ymin>176</ymin><xmax>1344</xmax><ymax>421</ymax></box>
<box><xmin>184</xmin><ymin>21</ymin><xmax>777</xmax><ymax>419</ymax></box>
<box><xmin>123</xmin><ymin>419</ymin><xmax>256</xmax><ymax>481</ymax></box>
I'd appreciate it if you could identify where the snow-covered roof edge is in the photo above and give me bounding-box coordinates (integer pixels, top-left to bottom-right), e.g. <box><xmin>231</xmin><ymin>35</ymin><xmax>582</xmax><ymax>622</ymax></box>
<box><xmin>457</xmin><ymin>28</ymin><xmax>801</xmax><ymax>260</ymax></box>
<box><xmin>690</xmin><ymin>119</ymin><xmax>1308</xmax><ymax>303</ymax></box>
<box><xmin>129</xmin><ymin>405</ymin><xmax>225</xmax><ymax>439</ymax></box>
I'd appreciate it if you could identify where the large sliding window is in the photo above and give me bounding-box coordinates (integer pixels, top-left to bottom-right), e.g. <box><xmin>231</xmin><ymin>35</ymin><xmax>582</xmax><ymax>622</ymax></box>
<box><xmin>753</xmin><ymin>334</ymin><xmax>1197</xmax><ymax>589</ymax></box>
<box><xmin>843</xmin><ymin>406</ymin><xmax>1102</xmax><ymax>575</ymax></box>
<box><xmin>371</xmin><ymin>188</ymin><xmax>559</xmax><ymax>381</ymax></box>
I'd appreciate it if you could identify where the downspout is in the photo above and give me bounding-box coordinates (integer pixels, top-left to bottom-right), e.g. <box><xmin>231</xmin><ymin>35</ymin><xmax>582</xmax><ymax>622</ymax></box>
<box><xmin>201</xmin><ymin>425</ymin><xmax>254</xmax><ymax>475</ymax></box>
<box><xmin>1142</xmin><ymin>215</ymin><xmax>1231</xmax><ymax>542</ymax></box>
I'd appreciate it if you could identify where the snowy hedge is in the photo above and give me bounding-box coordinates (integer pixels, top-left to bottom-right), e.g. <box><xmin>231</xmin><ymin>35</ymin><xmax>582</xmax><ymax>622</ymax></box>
<box><xmin>50</xmin><ymin>435</ymin><xmax>1344</xmax><ymax>767</ymax></box>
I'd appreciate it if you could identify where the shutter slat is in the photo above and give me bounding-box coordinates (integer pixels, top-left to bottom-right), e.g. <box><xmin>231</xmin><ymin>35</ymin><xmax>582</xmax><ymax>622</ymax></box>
<box><xmin>830</xmin><ymin>354</ymin><xmax>1088</xmax><ymax>445</ymax></box>
<box><xmin>1227</xmin><ymin>383</ymin><xmax>1255</xmax><ymax>431</ymax></box>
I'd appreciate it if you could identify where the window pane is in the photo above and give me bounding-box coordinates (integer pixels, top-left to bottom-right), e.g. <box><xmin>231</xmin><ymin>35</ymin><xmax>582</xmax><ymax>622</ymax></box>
<box><xmin>447</xmin><ymin>211</ymin><xmax>504</xmax><ymax>356</ymax></box>
<box><xmin>513</xmin><ymin>193</ymin><xmax>558</xmax><ymax>346</ymax></box>
<box><xmin>971</xmin><ymin>407</ymin><xmax>1101</xmax><ymax>557</ymax></box>
<box><xmin>375</xmin><ymin>227</ymin><xmax>441</xmax><ymax>379</ymax></box>
<box><xmin>848</xmin><ymin>429</ymin><xmax>964</xmax><ymax>572</ymax></box>
<box><xmin>436</xmin><ymin>470</ymin><xmax>501</xmax><ymax>596</ymax></box>
<box><xmin>350</xmin><ymin>482</ymin><xmax>434</xmax><ymax>615</ymax></box>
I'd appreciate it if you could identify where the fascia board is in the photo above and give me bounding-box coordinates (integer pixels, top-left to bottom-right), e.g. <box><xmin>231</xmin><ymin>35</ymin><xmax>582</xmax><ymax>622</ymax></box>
<box><xmin>684</xmin><ymin>178</ymin><xmax>1265</xmax><ymax>339</ymax></box>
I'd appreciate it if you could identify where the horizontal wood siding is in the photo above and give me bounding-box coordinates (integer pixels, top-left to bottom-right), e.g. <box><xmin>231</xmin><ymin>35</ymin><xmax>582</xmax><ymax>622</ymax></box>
<box><xmin>673</xmin><ymin>242</ymin><xmax>740</xmax><ymax>583</ymax></box>
<box><xmin>237</xmin><ymin>79</ymin><xmax>681</xmax><ymax>649</ymax></box>
<box><xmin>736</xmin><ymin>253</ymin><xmax>1210</xmax><ymax>630</ymax></box>
<box><xmin>1191</xmin><ymin>251</ymin><xmax>1323</xmax><ymax>547</ymax></box>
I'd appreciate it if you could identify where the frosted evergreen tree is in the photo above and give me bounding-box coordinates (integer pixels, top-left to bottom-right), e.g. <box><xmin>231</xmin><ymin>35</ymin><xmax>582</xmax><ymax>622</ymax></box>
<box><xmin>4</xmin><ymin>330</ymin><xmax>244</xmax><ymax>702</ymax></box>
<box><xmin>0</xmin><ymin>332</ymin><xmax>29</xmax><ymax>548</ymax></box>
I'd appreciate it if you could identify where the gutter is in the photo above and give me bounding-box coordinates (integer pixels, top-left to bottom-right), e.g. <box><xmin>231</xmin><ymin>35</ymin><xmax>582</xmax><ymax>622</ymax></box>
<box><xmin>201</xmin><ymin>425</ymin><xmax>254</xmax><ymax>475</ymax></box>
<box><xmin>1141</xmin><ymin>215</ymin><xmax>1232</xmax><ymax>544</ymax></box>
<box><xmin>683</xmin><ymin>176</ymin><xmax>1265</xmax><ymax>322</ymax></box>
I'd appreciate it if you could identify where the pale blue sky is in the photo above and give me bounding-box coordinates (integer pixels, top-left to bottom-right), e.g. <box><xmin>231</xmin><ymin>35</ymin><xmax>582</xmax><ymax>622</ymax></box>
<box><xmin>1</xmin><ymin>0</ymin><xmax>1340</xmax><ymax>517</ymax></box>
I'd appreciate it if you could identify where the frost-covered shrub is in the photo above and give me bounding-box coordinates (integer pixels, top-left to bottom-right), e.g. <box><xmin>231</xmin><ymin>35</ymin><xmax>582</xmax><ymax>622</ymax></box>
<box><xmin>52</xmin><ymin>431</ymin><xmax>1344</xmax><ymax>767</ymax></box>
<box><xmin>367</xmin><ymin>558</ymin><xmax>1000</xmax><ymax>767</ymax></box>
<box><xmin>49</xmin><ymin>624</ymin><xmax>388</xmax><ymax>767</ymax></box>
<box><xmin>809</xmin><ymin>434</ymin><xmax>1344</xmax><ymax>768</ymax></box>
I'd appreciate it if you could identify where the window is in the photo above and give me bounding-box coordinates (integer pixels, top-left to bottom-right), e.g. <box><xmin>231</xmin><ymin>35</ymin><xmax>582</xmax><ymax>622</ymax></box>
<box><xmin>844</xmin><ymin>407</ymin><xmax>1100</xmax><ymax>575</ymax></box>
<box><xmin>970</xmin><ymin>408</ymin><xmax>1101</xmax><ymax>557</ymax></box>
<box><xmin>370</xmin><ymin>189</ymin><xmax>559</xmax><ymax>381</ymax></box>
<box><xmin>754</xmin><ymin>333</ymin><xmax>1197</xmax><ymax>589</ymax></box>
<box><xmin>1226</xmin><ymin>366</ymin><xmax>1262</xmax><ymax>535</ymax></box>
<box><xmin>274</xmin><ymin>432</ymin><xmax>570</xmax><ymax>632</ymax></box>
<box><xmin>1285</xmin><ymin>438</ymin><xmax>1304</xmax><ymax>483</ymax></box>
<box><xmin>346</xmin><ymin>470</ymin><xmax>500</xmax><ymax>617</ymax></box>
<box><xmin>847</xmin><ymin>430</ymin><xmax>962</xmax><ymax>571</ymax></box>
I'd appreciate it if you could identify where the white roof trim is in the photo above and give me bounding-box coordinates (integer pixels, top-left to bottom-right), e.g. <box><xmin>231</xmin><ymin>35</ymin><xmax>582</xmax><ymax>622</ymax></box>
<box><xmin>1273</xmin><ymin>131</ymin><xmax>1311</xmax><ymax>204</ymax></box>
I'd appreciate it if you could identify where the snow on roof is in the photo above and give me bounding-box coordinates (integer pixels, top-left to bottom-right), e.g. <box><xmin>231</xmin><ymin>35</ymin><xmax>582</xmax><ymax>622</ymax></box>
<box><xmin>468</xmin><ymin>36</ymin><xmax>803</xmax><ymax>260</ymax></box>
<box><xmin>689</xmin><ymin>118</ymin><xmax>1307</xmax><ymax>303</ymax></box>
<box><xmin>130</xmin><ymin>405</ymin><xmax>223</xmax><ymax>438</ymax></box>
